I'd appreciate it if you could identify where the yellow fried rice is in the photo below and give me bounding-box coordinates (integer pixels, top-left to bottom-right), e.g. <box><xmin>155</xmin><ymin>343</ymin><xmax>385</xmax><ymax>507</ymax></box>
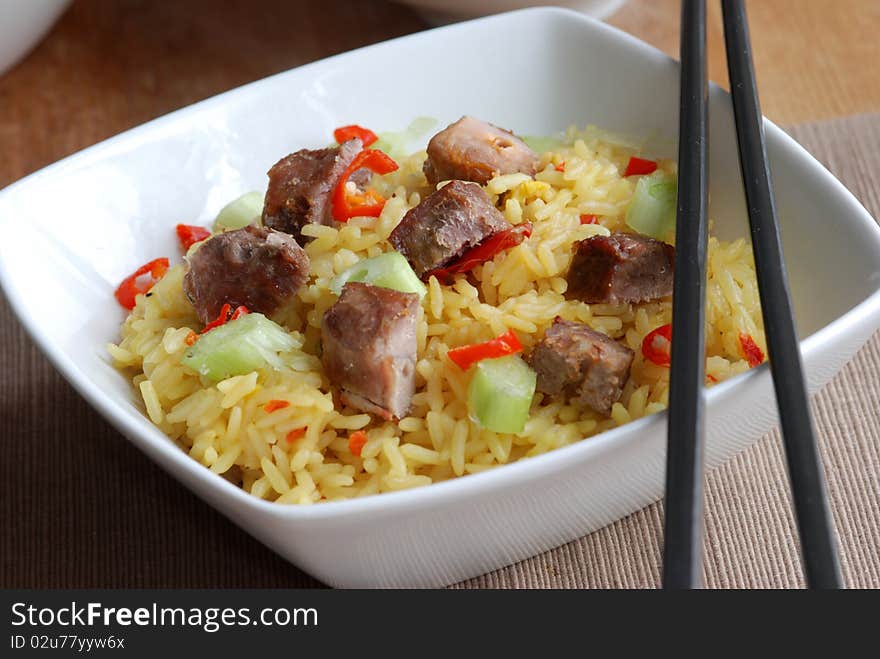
<box><xmin>108</xmin><ymin>125</ymin><xmax>766</xmax><ymax>504</ymax></box>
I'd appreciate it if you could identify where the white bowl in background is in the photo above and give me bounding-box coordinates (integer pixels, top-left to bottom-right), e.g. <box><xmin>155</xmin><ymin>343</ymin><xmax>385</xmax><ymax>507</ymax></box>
<box><xmin>0</xmin><ymin>0</ymin><xmax>71</xmax><ymax>76</ymax></box>
<box><xmin>1</xmin><ymin>8</ymin><xmax>879</xmax><ymax>588</ymax></box>
<box><xmin>396</xmin><ymin>0</ymin><xmax>628</xmax><ymax>23</ymax></box>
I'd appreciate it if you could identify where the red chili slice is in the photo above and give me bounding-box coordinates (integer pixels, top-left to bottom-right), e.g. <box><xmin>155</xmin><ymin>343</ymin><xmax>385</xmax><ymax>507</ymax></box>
<box><xmin>348</xmin><ymin>430</ymin><xmax>368</xmax><ymax>456</ymax></box>
<box><xmin>200</xmin><ymin>304</ymin><xmax>249</xmax><ymax>334</ymax></box>
<box><xmin>447</xmin><ymin>329</ymin><xmax>523</xmax><ymax>371</ymax></box>
<box><xmin>334</xmin><ymin>124</ymin><xmax>378</xmax><ymax>147</ymax></box>
<box><xmin>229</xmin><ymin>305</ymin><xmax>249</xmax><ymax>321</ymax></box>
<box><xmin>175</xmin><ymin>224</ymin><xmax>211</xmax><ymax>251</ymax></box>
<box><xmin>579</xmin><ymin>214</ymin><xmax>599</xmax><ymax>225</ymax></box>
<box><xmin>201</xmin><ymin>303</ymin><xmax>231</xmax><ymax>334</ymax></box>
<box><xmin>331</xmin><ymin>149</ymin><xmax>399</xmax><ymax>222</ymax></box>
<box><xmin>739</xmin><ymin>333</ymin><xmax>765</xmax><ymax>367</ymax></box>
<box><xmin>624</xmin><ymin>156</ymin><xmax>658</xmax><ymax>177</ymax></box>
<box><xmin>286</xmin><ymin>427</ymin><xmax>307</xmax><ymax>444</ymax></box>
<box><xmin>641</xmin><ymin>323</ymin><xmax>672</xmax><ymax>366</ymax></box>
<box><xmin>425</xmin><ymin>223</ymin><xmax>533</xmax><ymax>284</ymax></box>
<box><xmin>263</xmin><ymin>400</ymin><xmax>290</xmax><ymax>413</ymax></box>
<box><xmin>554</xmin><ymin>161</ymin><xmax>566</xmax><ymax>172</ymax></box>
<box><xmin>114</xmin><ymin>257</ymin><xmax>169</xmax><ymax>310</ymax></box>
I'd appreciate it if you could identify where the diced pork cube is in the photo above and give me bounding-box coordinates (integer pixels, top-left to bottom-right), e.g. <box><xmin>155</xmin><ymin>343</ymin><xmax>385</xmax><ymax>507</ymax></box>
<box><xmin>183</xmin><ymin>225</ymin><xmax>310</xmax><ymax>324</ymax></box>
<box><xmin>423</xmin><ymin>116</ymin><xmax>539</xmax><ymax>186</ymax></box>
<box><xmin>321</xmin><ymin>282</ymin><xmax>420</xmax><ymax>420</ymax></box>
<box><xmin>389</xmin><ymin>180</ymin><xmax>508</xmax><ymax>278</ymax></box>
<box><xmin>566</xmin><ymin>232</ymin><xmax>675</xmax><ymax>304</ymax></box>
<box><xmin>262</xmin><ymin>138</ymin><xmax>362</xmax><ymax>241</ymax></box>
<box><xmin>527</xmin><ymin>318</ymin><xmax>634</xmax><ymax>415</ymax></box>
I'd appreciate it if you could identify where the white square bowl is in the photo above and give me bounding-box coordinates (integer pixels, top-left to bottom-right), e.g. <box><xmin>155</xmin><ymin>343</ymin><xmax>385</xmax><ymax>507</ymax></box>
<box><xmin>2</xmin><ymin>8</ymin><xmax>879</xmax><ymax>588</ymax></box>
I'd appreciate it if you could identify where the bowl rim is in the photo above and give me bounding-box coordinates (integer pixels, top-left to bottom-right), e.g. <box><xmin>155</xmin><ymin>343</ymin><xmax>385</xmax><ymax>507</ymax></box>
<box><xmin>1</xmin><ymin>6</ymin><xmax>879</xmax><ymax>523</ymax></box>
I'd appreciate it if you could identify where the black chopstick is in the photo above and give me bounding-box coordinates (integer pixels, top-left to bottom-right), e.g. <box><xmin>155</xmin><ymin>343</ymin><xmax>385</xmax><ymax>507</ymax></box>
<box><xmin>662</xmin><ymin>0</ymin><xmax>709</xmax><ymax>589</ymax></box>
<box><xmin>721</xmin><ymin>0</ymin><xmax>842</xmax><ymax>588</ymax></box>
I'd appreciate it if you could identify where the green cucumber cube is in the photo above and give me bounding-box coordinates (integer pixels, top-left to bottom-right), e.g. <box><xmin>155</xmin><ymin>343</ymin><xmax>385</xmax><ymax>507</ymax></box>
<box><xmin>181</xmin><ymin>313</ymin><xmax>299</xmax><ymax>382</ymax></box>
<box><xmin>331</xmin><ymin>251</ymin><xmax>426</xmax><ymax>298</ymax></box>
<box><xmin>213</xmin><ymin>191</ymin><xmax>265</xmax><ymax>232</ymax></box>
<box><xmin>467</xmin><ymin>355</ymin><xmax>537</xmax><ymax>434</ymax></box>
<box><xmin>625</xmin><ymin>171</ymin><xmax>677</xmax><ymax>241</ymax></box>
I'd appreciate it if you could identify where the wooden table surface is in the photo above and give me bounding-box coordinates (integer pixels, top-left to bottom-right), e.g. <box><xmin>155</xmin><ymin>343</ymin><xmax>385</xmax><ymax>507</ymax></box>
<box><xmin>2</xmin><ymin>0</ymin><xmax>879</xmax><ymax>190</ymax></box>
<box><xmin>610</xmin><ymin>0</ymin><xmax>880</xmax><ymax>126</ymax></box>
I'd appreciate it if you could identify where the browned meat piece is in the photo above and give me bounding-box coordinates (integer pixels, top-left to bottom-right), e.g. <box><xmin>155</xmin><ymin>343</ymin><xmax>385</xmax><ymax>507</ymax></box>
<box><xmin>423</xmin><ymin>116</ymin><xmax>539</xmax><ymax>186</ymax></box>
<box><xmin>262</xmin><ymin>138</ymin><xmax>362</xmax><ymax>240</ymax></box>
<box><xmin>389</xmin><ymin>180</ymin><xmax>508</xmax><ymax>278</ymax></box>
<box><xmin>566</xmin><ymin>232</ymin><xmax>675</xmax><ymax>304</ymax></box>
<box><xmin>183</xmin><ymin>226</ymin><xmax>309</xmax><ymax>324</ymax></box>
<box><xmin>321</xmin><ymin>282</ymin><xmax>419</xmax><ymax>420</ymax></box>
<box><xmin>527</xmin><ymin>318</ymin><xmax>634</xmax><ymax>415</ymax></box>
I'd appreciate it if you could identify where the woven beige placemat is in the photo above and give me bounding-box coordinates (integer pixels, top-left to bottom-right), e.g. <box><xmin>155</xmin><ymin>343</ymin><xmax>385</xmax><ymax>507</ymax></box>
<box><xmin>1</xmin><ymin>114</ymin><xmax>878</xmax><ymax>589</ymax></box>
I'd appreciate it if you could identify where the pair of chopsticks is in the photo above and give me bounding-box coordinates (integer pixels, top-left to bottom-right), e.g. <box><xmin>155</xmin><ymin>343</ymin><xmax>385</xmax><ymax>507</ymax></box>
<box><xmin>662</xmin><ymin>0</ymin><xmax>842</xmax><ymax>589</ymax></box>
